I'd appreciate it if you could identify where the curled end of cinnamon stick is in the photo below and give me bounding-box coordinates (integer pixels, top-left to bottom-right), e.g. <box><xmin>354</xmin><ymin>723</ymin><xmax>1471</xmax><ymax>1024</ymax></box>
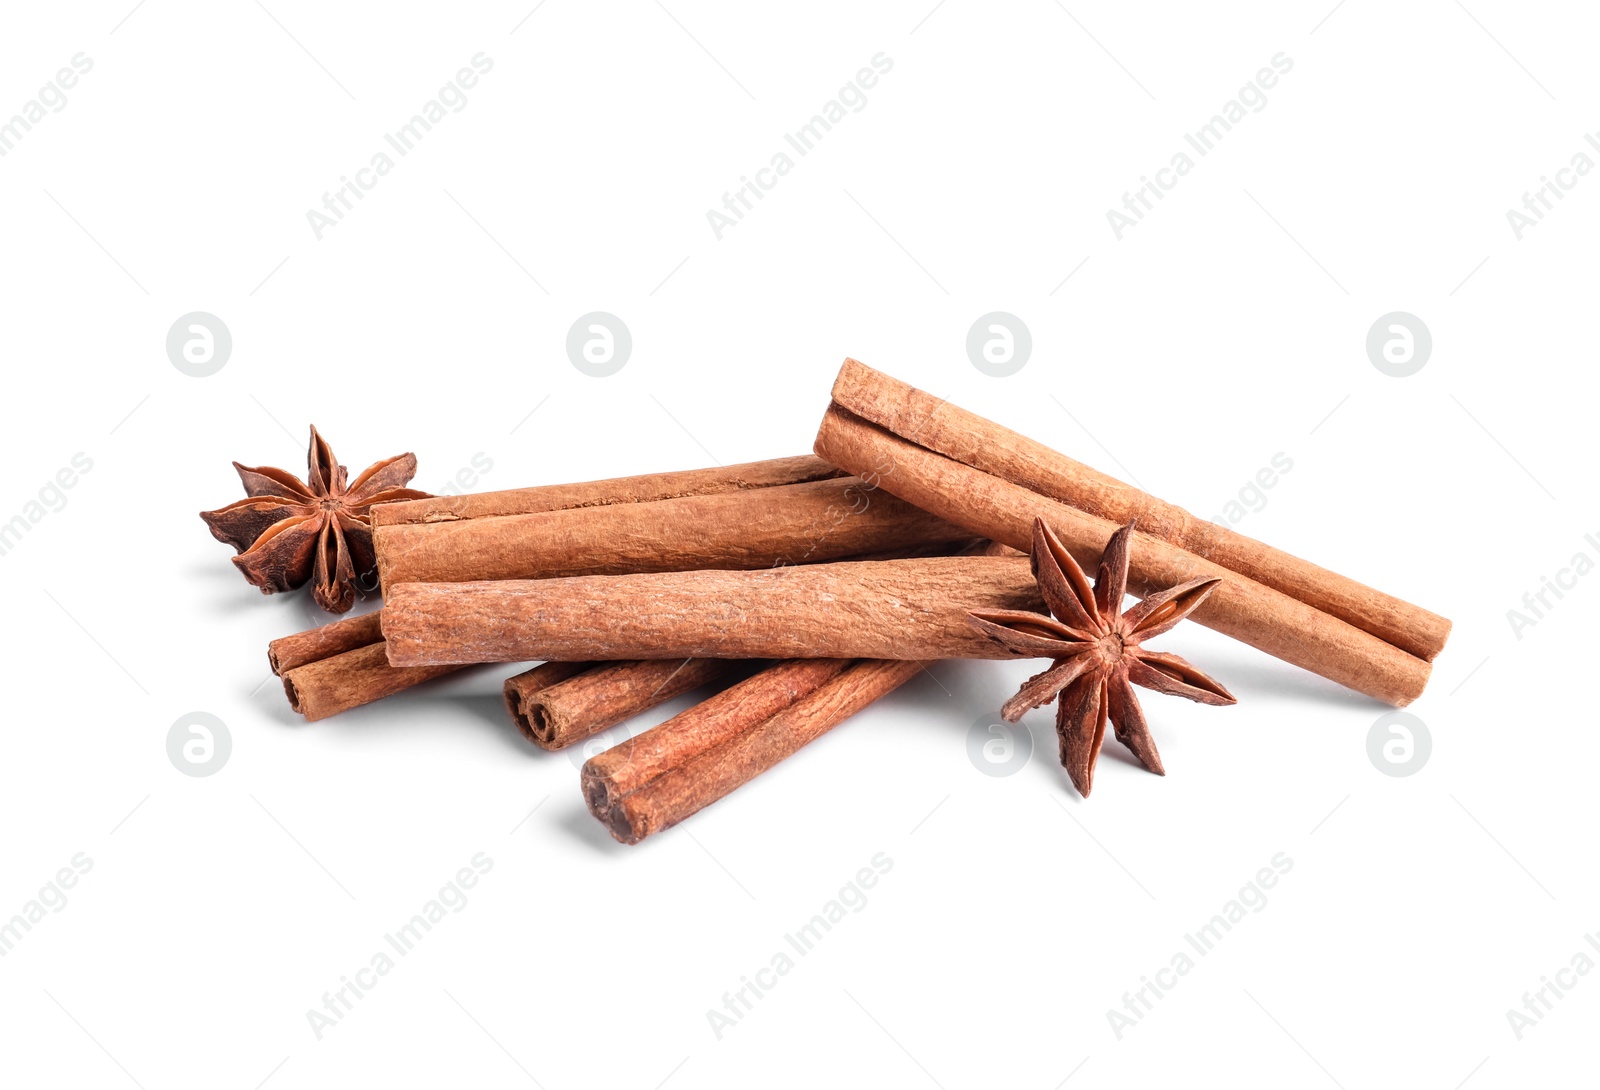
<box><xmin>580</xmin><ymin>765</ymin><xmax>643</xmax><ymax>845</ymax></box>
<box><xmin>506</xmin><ymin>688</ymin><xmax>556</xmax><ymax>748</ymax></box>
<box><xmin>502</xmin><ymin>661</ymin><xmax>593</xmax><ymax>749</ymax></box>
<box><xmin>281</xmin><ymin>672</ymin><xmax>307</xmax><ymax>717</ymax></box>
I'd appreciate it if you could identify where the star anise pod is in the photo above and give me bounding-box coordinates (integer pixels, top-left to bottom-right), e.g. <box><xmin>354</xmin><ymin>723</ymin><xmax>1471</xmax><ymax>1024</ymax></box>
<box><xmin>969</xmin><ymin>517</ymin><xmax>1235</xmax><ymax>797</ymax></box>
<box><xmin>200</xmin><ymin>426</ymin><xmax>429</xmax><ymax>613</ymax></box>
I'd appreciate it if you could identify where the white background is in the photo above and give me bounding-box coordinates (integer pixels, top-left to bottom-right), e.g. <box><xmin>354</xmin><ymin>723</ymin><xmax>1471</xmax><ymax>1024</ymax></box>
<box><xmin>0</xmin><ymin>1</ymin><xmax>1589</xmax><ymax>1086</ymax></box>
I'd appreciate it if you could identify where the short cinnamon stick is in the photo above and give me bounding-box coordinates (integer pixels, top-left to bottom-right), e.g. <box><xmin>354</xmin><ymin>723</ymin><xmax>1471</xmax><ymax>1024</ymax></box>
<box><xmin>814</xmin><ymin>403</ymin><xmax>1433</xmax><ymax>706</ymax></box>
<box><xmin>371</xmin><ymin>454</ymin><xmax>842</xmax><ymax>526</ymax></box>
<box><xmin>584</xmin><ymin>658</ymin><xmax>925</xmax><ymax>844</ymax></box>
<box><xmin>504</xmin><ymin>657</ymin><xmax>737</xmax><ymax>750</ymax></box>
<box><xmin>827</xmin><ymin>358</ymin><xmax>1451</xmax><ymax>661</ymax></box>
<box><xmin>279</xmin><ymin>643</ymin><xmax>465</xmax><ymax>722</ymax></box>
<box><xmin>381</xmin><ymin>556</ymin><xmax>1047</xmax><ymax>666</ymax></box>
<box><xmin>267</xmin><ymin>613</ymin><xmax>465</xmax><ymax>722</ymax></box>
<box><xmin>268</xmin><ymin>611</ymin><xmax>385</xmax><ymax>674</ymax></box>
<box><xmin>374</xmin><ymin>475</ymin><xmax>969</xmax><ymax>588</ymax></box>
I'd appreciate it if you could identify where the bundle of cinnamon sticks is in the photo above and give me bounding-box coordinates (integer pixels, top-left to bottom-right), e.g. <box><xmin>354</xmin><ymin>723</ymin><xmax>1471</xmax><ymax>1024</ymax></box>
<box><xmin>263</xmin><ymin>360</ymin><xmax>1450</xmax><ymax>843</ymax></box>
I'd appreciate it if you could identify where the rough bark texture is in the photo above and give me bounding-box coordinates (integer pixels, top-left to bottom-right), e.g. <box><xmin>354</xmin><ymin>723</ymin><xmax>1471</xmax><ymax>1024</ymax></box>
<box><xmin>504</xmin><ymin>657</ymin><xmax>737</xmax><ymax>750</ymax></box>
<box><xmin>370</xmin><ymin>454</ymin><xmax>842</xmax><ymax>526</ymax></box>
<box><xmin>270</xmin><ymin>456</ymin><xmax>839</xmax><ymax>721</ymax></box>
<box><xmin>381</xmin><ymin>556</ymin><xmax>1047</xmax><ymax>666</ymax></box>
<box><xmin>268</xmin><ymin>611</ymin><xmax>385</xmax><ymax>675</ymax></box>
<box><xmin>583</xmin><ymin>658</ymin><xmax>925</xmax><ymax>844</ymax></box>
<box><xmin>830</xmin><ymin>358</ymin><xmax>1451</xmax><ymax>662</ymax></box>
<box><xmin>814</xmin><ymin>403</ymin><xmax>1433</xmax><ymax>707</ymax></box>
<box><xmin>368</xmin><ymin>454</ymin><xmax>844</xmax><ymax>528</ymax></box>
<box><xmin>279</xmin><ymin>640</ymin><xmax>465</xmax><ymax>722</ymax></box>
<box><xmin>374</xmin><ymin>476</ymin><xmax>971</xmax><ymax>588</ymax></box>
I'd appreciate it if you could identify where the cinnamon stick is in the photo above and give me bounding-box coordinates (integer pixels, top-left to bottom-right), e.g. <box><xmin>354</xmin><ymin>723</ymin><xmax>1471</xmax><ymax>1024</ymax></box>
<box><xmin>814</xmin><ymin>403</ymin><xmax>1432</xmax><ymax>706</ymax></box>
<box><xmin>267</xmin><ymin>456</ymin><xmax>858</xmax><ymax>722</ymax></box>
<box><xmin>374</xmin><ymin>475</ymin><xmax>970</xmax><ymax>588</ymax></box>
<box><xmin>381</xmin><ymin>556</ymin><xmax>1046</xmax><ymax>666</ymax></box>
<box><xmin>370</xmin><ymin>454</ymin><xmax>842</xmax><ymax>526</ymax></box>
<box><xmin>504</xmin><ymin>539</ymin><xmax>982</xmax><ymax>749</ymax></box>
<box><xmin>584</xmin><ymin>658</ymin><xmax>925</xmax><ymax>844</ymax></box>
<box><xmin>505</xmin><ymin>657</ymin><xmax>737</xmax><ymax>750</ymax></box>
<box><xmin>827</xmin><ymin>358</ymin><xmax>1451</xmax><ymax>662</ymax></box>
<box><xmin>269</xmin><ymin>617</ymin><xmax>465</xmax><ymax>722</ymax></box>
<box><xmin>268</xmin><ymin>611</ymin><xmax>385</xmax><ymax>674</ymax></box>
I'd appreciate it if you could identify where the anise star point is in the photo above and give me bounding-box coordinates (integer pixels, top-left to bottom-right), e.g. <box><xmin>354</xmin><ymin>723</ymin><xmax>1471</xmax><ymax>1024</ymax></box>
<box><xmin>200</xmin><ymin>426</ymin><xmax>428</xmax><ymax>613</ymax></box>
<box><xmin>969</xmin><ymin>517</ymin><xmax>1235</xmax><ymax>798</ymax></box>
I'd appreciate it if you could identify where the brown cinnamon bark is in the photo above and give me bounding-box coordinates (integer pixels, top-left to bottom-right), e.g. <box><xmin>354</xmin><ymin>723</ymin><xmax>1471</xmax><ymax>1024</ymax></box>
<box><xmin>271</xmin><ymin>456</ymin><xmax>836</xmax><ymax>721</ymax></box>
<box><xmin>828</xmin><ymin>358</ymin><xmax>1451</xmax><ymax>662</ymax></box>
<box><xmin>814</xmin><ymin>403</ymin><xmax>1433</xmax><ymax>706</ymax></box>
<box><xmin>381</xmin><ymin>556</ymin><xmax>1047</xmax><ymax>666</ymax></box>
<box><xmin>505</xmin><ymin>658</ymin><xmax>737</xmax><ymax>750</ymax></box>
<box><xmin>279</xmin><ymin>643</ymin><xmax>464</xmax><ymax>722</ymax></box>
<box><xmin>268</xmin><ymin>611</ymin><xmax>385</xmax><ymax>674</ymax></box>
<box><xmin>267</xmin><ymin>612</ymin><xmax>465</xmax><ymax>722</ymax></box>
<box><xmin>374</xmin><ymin>475</ymin><xmax>970</xmax><ymax>588</ymax></box>
<box><xmin>584</xmin><ymin>658</ymin><xmax>925</xmax><ymax>844</ymax></box>
<box><xmin>371</xmin><ymin>454</ymin><xmax>841</xmax><ymax>526</ymax></box>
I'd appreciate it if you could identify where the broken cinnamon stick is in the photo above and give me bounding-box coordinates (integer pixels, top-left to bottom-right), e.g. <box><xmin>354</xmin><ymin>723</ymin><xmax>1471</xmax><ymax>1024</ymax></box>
<box><xmin>827</xmin><ymin>358</ymin><xmax>1451</xmax><ymax>661</ymax></box>
<box><xmin>814</xmin><ymin>402</ymin><xmax>1432</xmax><ymax>706</ymax></box>
<box><xmin>370</xmin><ymin>454</ymin><xmax>842</xmax><ymax>526</ymax></box>
<box><xmin>584</xmin><ymin>658</ymin><xmax>925</xmax><ymax>844</ymax></box>
<box><xmin>504</xmin><ymin>657</ymin><xmax>737</xmax><ymax>750</ymax></box>
<box><xmin>381</xmin><ymin>556</ymin><xmax>1045</xmax><ymax>666</ymax></box>
<box><xmin>374</xmin><ymin>475</ymin><xmax>970</xmax><ymax>588</ymax></box>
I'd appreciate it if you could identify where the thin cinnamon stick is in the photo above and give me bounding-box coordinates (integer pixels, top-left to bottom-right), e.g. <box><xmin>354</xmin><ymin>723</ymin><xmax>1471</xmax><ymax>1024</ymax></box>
<box><xmin>268</xmin><ymin>611</ymin><xmax>385</xmax><ymax>674</ymax></box>
<box><xmin>584</xmin><ymin>658</ymin><xmax>925</xmax><ymax>844</ymax></box>
<box><xmin>381</xmin><ymin>556</ymin><xmax>1047</xmax><ymax>666</ymax></box>
<box><xmin>814</xmin><ymin>403</ymin><xmax>1432</xmax><ymax>706</ymax></box>
<box><xmin>505</xmin><ymin>657</ymin><xmax>737</xmax><ymax>750</ymax></box>
<box><xmin>371</xmin><ymin>454</ymin><xmax>842</xmax><ymax>526</ymax></box>
<box><xmin>279</xmin><ymin>643</ymin><xmax>464</xmax><ymax>722</ymax></box>
<box><xmin>374</xmin><ymin>475</ymin><xmax>970</xmax><ymax>588</ymax></box>
<box><xmin>828</xmin><ymin>358</ymin><xmax>1451</xmax><ymax>662</ymax></box>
